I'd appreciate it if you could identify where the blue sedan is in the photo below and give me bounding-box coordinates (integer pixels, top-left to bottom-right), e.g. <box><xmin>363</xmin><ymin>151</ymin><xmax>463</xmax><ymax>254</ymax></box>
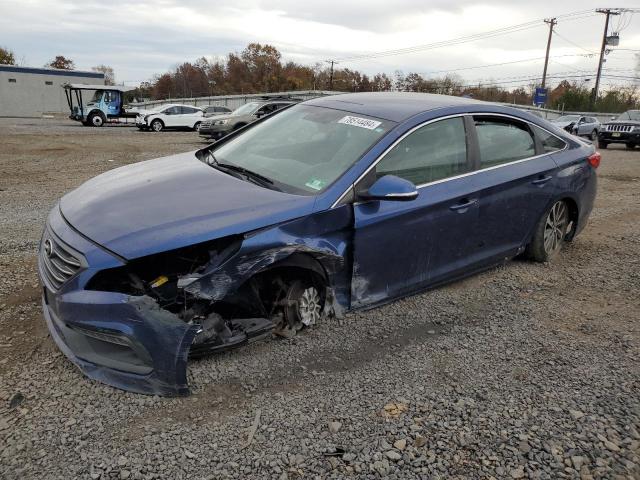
<box><xmin>38</xmin><ymin>93</ymin><xmax>599</xmax><ymax>395</ymax></box>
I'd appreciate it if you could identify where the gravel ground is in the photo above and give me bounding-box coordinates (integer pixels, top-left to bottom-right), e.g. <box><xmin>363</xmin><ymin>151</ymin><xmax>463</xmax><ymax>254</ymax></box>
<box><xmin>0</xmin><ymin>118</ymin><xmax>638</xmax><ymax>480</ymax></box>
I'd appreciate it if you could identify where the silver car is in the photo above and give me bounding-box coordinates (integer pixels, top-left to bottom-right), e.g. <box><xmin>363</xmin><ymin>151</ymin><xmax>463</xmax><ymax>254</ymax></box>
<box><xmin>552</xmin><ymin>115</ymin><xmax>601</xmax><ymax>140</ymax></box>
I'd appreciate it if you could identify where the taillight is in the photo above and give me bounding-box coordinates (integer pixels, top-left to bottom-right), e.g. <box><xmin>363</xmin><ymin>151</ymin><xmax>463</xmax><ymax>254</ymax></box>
<box><xmin>588</xmin><ymin>152</ymin><xmax>601</xmax><ymax>169</ymax></box>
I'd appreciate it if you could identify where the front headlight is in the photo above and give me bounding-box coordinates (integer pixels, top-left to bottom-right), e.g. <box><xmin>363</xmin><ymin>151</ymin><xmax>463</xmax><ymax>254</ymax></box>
<box><xmin>633</xmin><ymin>126</ymin><xmax>640</xmax><ymax>132</ymax></box>
<box><xmin>214</xmin><ymin>119</ymin><xmax>228</xmax><ymax>125</ymax></box>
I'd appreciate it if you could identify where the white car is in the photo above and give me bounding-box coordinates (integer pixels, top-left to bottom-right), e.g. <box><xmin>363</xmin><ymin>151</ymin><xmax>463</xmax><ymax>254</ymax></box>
<box><xmin>136</xmin><ymin>104</ymin><xmax>204</xmax><ymax>132</ymax></box>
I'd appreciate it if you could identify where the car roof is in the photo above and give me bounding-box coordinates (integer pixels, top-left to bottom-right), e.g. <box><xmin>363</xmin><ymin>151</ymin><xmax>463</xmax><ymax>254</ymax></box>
<box><xmin>159</xmin><ymin>103</ymin><xmax>202</xmax><ymax>109</ymax></box>
<box><xmin>305</xmin><ymin>92</ymin><xmax>487</xmax><ymax>122</ymax></box>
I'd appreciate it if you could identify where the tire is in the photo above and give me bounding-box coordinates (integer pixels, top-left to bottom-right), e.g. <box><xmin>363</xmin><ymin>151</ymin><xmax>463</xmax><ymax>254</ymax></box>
<box><xmin>526</xmin><ymin>200</ymin><xmax>570</xmax><ymax>263</ymax></box>
<box><xmin>590</xmin><ymin>130</ymin><xmax>597</xmax><ymax>141</ymax></box>
<box><xmin>150</xmin><ymin>119</ymin><xmax>164</xmax><ymax>132</ymax></box>
<box><xmin>599</xmin><ymin>141</ymin><xmax>608</xmax><ymax>149</ymax></box>
<box><xmin>277</xmin><ymin>279</ymin><xmax>324</xmax><ymax>335</ymax></box>
<box><xmin>193</xmin><ymin>121</ymin><xmax>202</xmax><ymax>132</ymax></box>
<box><xmin>232</xmin><ymin>123</ymin><xmax>246</xmax><ymax>131</ymax></box>
<box><xmin>87</xmin><ymin>112</ymin><xmax>105</xmax><ymax>127</ymax></box>
<box><xmin>626</xmin><ymin>143</ymin><xmax>636</xmax><ymax>150</ymax></box>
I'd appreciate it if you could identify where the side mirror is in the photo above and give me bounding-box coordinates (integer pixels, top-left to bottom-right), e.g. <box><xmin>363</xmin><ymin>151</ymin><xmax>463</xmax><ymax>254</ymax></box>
<box><xmin>358</xmin><ymin>175</ymin><xmax>419</xmax><ymax>202</ymax></box>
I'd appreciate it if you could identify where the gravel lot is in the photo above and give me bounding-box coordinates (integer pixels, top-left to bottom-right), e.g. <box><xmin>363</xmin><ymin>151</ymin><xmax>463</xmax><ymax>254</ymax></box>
<box><xmin>0</xmin><ymin>118</ymin><xmax>639</xmax><ymax>480</ymax></box>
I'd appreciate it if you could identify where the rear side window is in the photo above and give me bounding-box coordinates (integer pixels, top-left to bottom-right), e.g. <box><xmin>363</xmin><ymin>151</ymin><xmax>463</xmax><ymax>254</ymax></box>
<box><xmin>474</xmin><ymin>117</ymin><xmax>535</xmax><ymax>168</ymax></box>
<box><xmin>181</xmin><ymin>107</ymin><xmax>199</xmax><ymax>114</ymax></box>
<box><xmin>376</xmin><ymin>117</ymin><xmax>469</xmax><ymax>185</ymax></box>
<box><xmin>531</xmin><ymin>125</ymin><xmax>566</xmax><ymax>153</ymax></box>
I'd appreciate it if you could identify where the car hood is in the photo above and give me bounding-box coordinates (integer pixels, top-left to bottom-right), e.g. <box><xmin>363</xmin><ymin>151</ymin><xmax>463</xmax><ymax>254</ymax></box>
<box><xmin>552</xmin><ymin>120</ymin><xmax>575</xmax><ymax>127</ymax></box>
<box><xmin>59</xmin><ymin>152</ymin><xmax>316</xmax><ymax>259</ymax></box>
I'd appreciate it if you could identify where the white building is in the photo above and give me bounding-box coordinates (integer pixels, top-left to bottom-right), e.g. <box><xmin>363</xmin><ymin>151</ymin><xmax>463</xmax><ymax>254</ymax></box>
<box><xmin>0</xmin><ymin>65</ymin><xmax>105</xmax><ymax>117</ymax></box>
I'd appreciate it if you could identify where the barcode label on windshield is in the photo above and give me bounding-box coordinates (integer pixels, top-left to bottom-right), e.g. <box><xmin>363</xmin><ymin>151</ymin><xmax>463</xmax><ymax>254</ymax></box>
<box><xmin>338</xmin><ymin>115</ymin><xmax>381</xmax><ymax>130</ymax></box>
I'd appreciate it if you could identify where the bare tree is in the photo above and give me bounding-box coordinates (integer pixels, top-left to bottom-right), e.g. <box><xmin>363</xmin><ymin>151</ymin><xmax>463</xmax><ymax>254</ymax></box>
<box><xmin>92</xmin><ymin>65</ymin><xmax>115</xmax><ymax>85</ymax></box>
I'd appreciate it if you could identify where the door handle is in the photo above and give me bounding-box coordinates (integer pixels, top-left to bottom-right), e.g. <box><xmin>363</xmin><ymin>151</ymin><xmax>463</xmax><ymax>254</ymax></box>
<box><xmin>449</xmin><ymin>198</ymin><xmax>478</xmax><ymax>211</ymax></box>
<box><xmin>531</xmin><ymin>175</ymin><xmax>552</xmax><ymax>185</ymax></box>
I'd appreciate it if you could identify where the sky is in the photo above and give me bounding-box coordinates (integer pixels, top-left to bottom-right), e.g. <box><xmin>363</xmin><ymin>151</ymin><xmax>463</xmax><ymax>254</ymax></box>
<box><xmin>0</xmin><ymin>0</ymin><xmax>638</xmax><ymax>90</ymax></box>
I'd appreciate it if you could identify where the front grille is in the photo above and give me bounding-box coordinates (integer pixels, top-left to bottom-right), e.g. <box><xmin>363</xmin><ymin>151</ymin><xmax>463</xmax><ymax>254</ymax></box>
<box><xmin>200</xmin><ymin>120</ymin><xmax>212</xmax><ymax>127</ymax></box>
<box><xmin>606</xmin><ymin>124</ymin><xmax>633</xmax><ymax>132</ymax></box>
<box><xmin>39</xmin><ymin>232</ymin><xmax>83</xmax><ymax>290</ymax></box>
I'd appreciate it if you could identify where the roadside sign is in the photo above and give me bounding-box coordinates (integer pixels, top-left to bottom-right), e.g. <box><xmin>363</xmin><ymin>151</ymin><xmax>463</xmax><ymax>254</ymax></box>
<box><xmin>534</xmin><ymin>87</ymin><xmax>547</xmax><ymax>107</ymax></box>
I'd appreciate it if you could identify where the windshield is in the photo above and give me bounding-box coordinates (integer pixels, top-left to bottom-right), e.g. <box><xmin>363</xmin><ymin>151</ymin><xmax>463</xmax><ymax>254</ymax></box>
<box><xmin>89</xmin><ymin>90</ymin><xmax>104</xmax><ymax>103</ymax></box>
<box><xmin>554</xmin><ymin>115</ymin><xmax>580</xmax><ymax>122</ymax></box>
<box><xmin>232</xmin><ymin>102</ymin><xmax>261</xmax><ymax>116</ymax></box>
<box><xmin>208</xmin><ymin>104</ymin><xmax>394</xmax><ymax>195</ymax></box>
<box><xmin>616</xmin><ymin>111</ymin><xmax>640</xmax><ymax>121</ymax></box>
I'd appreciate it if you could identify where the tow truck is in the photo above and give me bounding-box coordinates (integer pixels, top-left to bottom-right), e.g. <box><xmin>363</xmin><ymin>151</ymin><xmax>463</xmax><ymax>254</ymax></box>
<box><xmin>63</xmin><ymin>83</ymin><xmax>138</xmax><ymax>127</ymax></box>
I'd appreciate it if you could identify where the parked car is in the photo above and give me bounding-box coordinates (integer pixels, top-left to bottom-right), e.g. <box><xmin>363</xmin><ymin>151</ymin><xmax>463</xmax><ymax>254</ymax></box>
<box><xmin>198</xmin><ymin>98</ymin><xmax>299</xmax><ymax>139</ymax></box>
<box><xmin>136</xmin><ymin>104</ymin><xmax>204</xmax><ymax>132</ymax></box>
<box><xmin>552</xmin><ymin>115</ymin><xmax>601</xmax><ymax>140</ymax></box>
<box><xmin>203</xmin><ymin>105</ymin><xmax>232</xmax><ymax>117</ymax></box>
<box><xmin>39</xmin><ymin>92</ymin><xmax>599</xmax><ymax>395</ymax></box>
<box><xmin>598</xmin><ymin>110</ymin><xmax>640</xmax><ymax>149</ymax></box>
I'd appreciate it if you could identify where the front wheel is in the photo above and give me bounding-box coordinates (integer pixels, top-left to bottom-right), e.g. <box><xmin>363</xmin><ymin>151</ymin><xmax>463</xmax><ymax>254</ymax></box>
<box><xmin>87</xmin><ymin>112</ymin><xmax>105</xmax><ymax>127</ymax></box>
<box><xmin>526</xmin><ymin>200</ymin><xmax>570</xmax><ymax>262</ymax></box>
<box><xmin>150</xmin><ymin>119</ymin><xmax>164</xmax><ymax>132</ymax></box>
<box><xmin>193</xmin><ymin>121</ymin><xmax>202</xmax><ymax>132</ymax></box>
<box><xmin>626</xmin><ymin>143</ymin><xmax>636</xmax><ymax>150</ymax></box>
<box><xmin>599</xmin><ymin>141</ymin><xmax>608</xmax><ymax>149</ymax></box>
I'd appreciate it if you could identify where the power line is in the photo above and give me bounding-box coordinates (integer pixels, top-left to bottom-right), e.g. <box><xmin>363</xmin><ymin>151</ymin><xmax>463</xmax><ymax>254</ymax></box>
<box><xmin>331</xmin><ymin>9</ymin><xmax>598</xmax><ymax>63</ymax></box>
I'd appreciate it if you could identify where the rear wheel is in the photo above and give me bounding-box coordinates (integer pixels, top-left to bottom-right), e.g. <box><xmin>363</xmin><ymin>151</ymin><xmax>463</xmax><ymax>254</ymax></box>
<box><xmin>527</xmin><ymin>200</ymin><xmax>570</xmax><ymax>262</ymax></box>
<box><xmin>150</xmin><ymin>119</ymin><xmax>164</xmax><ymax>132</ymax></box>
<box><xmin>193</xmin><ymin>121</ymin><xmax>202</xmax><ymax>132</ymax></box>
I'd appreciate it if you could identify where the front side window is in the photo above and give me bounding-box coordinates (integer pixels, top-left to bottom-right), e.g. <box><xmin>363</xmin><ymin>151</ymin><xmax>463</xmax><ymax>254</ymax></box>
<box><xmin>474</xmin><ymin>117</ymin><xmax>535</xmax><ymax>168</ymax></box>
<box><xmin>163</xmin><ymin>106</ymin><xmax>180</xmax><ymax>115</ymax></box>
<box><xmin>376</xmin><ymin>117</ymin><xmax>469</xmax><ymax>185</ymax></box>
<box><xmin>209</xmin><ymin>105</ymin><xmax>394</xmax><ymax>194</ymax></box>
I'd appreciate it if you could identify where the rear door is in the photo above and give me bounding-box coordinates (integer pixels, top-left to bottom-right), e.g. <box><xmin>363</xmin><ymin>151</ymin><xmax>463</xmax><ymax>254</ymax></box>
<box><xmin>351</xmin><ymin>115</ymin><xmax>482</xmax><ymax>307</ymax></box>
<box><xmin>469</xmin><ymin>115</ymin><xmax>560</xmax><ymax>264</ymax></box>
<box><xmin>181</xmin><ymin>106</ymin><xmax>202</xmax><ymax>127</ymax></box>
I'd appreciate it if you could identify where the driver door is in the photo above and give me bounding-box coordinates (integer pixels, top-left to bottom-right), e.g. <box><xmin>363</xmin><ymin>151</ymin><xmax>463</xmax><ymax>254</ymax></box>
<box><xmin>351</xmin><ymin>116</ymin><xmax>482</xmax><ymax>308</ymax></box>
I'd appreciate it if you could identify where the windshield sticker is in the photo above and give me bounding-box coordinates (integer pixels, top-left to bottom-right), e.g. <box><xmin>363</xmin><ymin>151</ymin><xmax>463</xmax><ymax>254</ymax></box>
<box><xmin>338</xmin><ymin>115</ymin><xmax>382</xmax><ymax>130</ymax></box>
<box><xmin>305</xmin><ymin>178</ymin><xmax>327</xmax><ymax>190</ymax></box>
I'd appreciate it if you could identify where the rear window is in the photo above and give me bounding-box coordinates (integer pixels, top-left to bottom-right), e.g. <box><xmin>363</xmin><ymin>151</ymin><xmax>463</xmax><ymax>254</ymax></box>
<box><xmin>532</xmin><ymin>125</ymin><xmax>566</xmax><ymax>153</ymax></box>
<box><xmin>474</xmin><ymin>117</ymin><xmax>535</xmax><ymax>168</ymax></box>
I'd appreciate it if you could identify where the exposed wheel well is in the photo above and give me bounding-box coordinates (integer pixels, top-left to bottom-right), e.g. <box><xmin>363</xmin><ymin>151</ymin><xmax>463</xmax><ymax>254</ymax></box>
<box><xmin>561</xmin><ymin>197</ymin><xmax>579</xmax><ymax>241</ymax></box>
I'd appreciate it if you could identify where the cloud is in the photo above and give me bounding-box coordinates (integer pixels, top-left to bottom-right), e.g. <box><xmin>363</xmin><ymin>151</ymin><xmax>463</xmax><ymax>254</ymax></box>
<box><xmin>0</xmin><ymin>0</ymin><xmax>637</xmax><ymax>87</ymax></box>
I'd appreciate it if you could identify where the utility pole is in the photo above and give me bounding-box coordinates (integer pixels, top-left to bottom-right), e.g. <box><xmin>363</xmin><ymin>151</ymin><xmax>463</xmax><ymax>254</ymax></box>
<box><xmin>326</xmin><ymin>60</ymin><xmax>336</xmax><ymax>90</ymax></box>
<box><xmin>592</xmin><ymin>8</ymin><xmax>621</xmax><ymax>106</ymax></box>
<box><xmin>541</xmin><ymin>18</ymin><xmax>557</xmax><ymax>89</ymax></box>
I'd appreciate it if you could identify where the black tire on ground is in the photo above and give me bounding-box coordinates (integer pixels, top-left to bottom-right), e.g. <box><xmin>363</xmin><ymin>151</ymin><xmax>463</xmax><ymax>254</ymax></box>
<box><xmin>193</xmin><ymin>122</ymin><xmax>201</xmax><ymax>132</ymax></box>
<box><xmin>526</xmin><ymin>200</ymin><xmax>570</xmax><ymax>263</ymax></box>
<box><xmin>599</xmin><ymin>142</ymin><xmax>608</xmax><ymax>149</ymax></box>
<box><xmin>150</xmin><ymin>119</ymin><xmax>164</xmax><ymax>132</ymax></box>
<box><xmin>626</xmin><ymin>143</ymin><xmax>636</xmax><ymax>149</ymax></box>
<box><xmin>87</xmin><ymin>112</ymin><xmax>105</xmax><ymax>127</ymax></box>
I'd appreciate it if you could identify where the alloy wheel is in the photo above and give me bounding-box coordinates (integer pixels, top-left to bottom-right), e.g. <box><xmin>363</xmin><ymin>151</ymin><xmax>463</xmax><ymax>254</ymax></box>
<box><xmin>298</xmin><ymin>286</ymin><xmax>322</xmax><ymax>326</ymax></box>
<box><xmin>543</xmin><ymin>201</ymin><xmax>568</xmax><ymax>256</ymax></box>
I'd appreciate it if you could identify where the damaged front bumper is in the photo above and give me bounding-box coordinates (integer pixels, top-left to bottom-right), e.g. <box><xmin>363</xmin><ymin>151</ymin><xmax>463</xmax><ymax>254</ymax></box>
<box><xmin>42</xmin><ymin>291</ymin><xmax>199</xmax><ymax>396</ymax></box>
